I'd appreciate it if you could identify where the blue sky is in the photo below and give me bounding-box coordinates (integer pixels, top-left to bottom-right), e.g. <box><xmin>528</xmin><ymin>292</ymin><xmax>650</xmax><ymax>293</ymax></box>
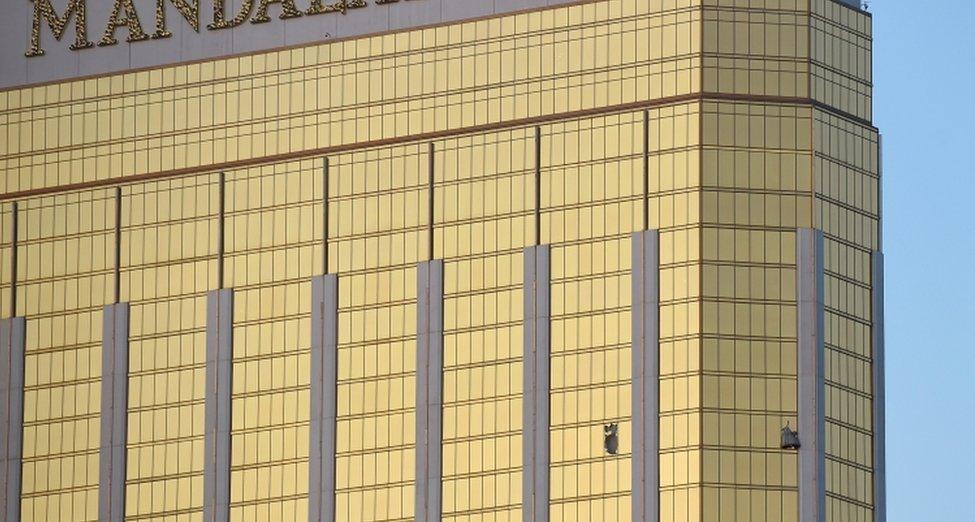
<box><xmin>873</xmin><ymin>1</ymin><xmax>975</xmax><ymax>520</ymax></box>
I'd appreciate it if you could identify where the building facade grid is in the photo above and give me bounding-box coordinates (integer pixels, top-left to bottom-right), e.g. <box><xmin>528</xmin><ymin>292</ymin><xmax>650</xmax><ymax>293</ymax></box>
<box><xmin>0</xmin><ymin>1</ymin><xmax>879</xmax><ymax>521</ymax></box>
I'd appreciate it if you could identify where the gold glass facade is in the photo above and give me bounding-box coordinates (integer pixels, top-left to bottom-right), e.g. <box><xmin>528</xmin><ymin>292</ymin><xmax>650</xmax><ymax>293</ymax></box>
<box><xmin>0</xmin><ymin>0</ymin><xmax>879</xmax><ymax>521</ymax></box>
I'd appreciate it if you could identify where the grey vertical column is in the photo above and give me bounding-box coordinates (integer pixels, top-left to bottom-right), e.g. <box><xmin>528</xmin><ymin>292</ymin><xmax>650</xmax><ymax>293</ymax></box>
<box><xmin>1</xmin><ymin>317</ymin><xmax>26</xmax><ymax>522</ymax></box>
<box><xmin>871</xmin><ymin>252</ymin><xmax>886</xmax><ymax>522</ymax></box>
<box><xmin>98</xmin><ymin>304</ymin><xmax>130</xmax><ymax>522</ymax></box>
<box><xmin>204</xmin><ymin>289</ymin><xmax>234</xmax><ymax>522</ymax></box>
<box><xmin>631</xmin><ymin>230</ymin><xmax>659</xmax><ymax>522</ymax></box>
<box><xmin>797</xmin><ymin>228</ymin><xmax>825</xmax><ymax>522</ymax></box>
<box><xmin>309</xmin><ymin>275</ymin><xmax>339</xmax><ymax>522</ymax></box>
<box><xmin>416</xmin><ymin>260</ymin><xmax>444</xmax><ymax>522</ymax></box>
<box><xmin>522</xmin><ymin>245</ymin><xmax>550</xmax><ymax>522</ymax></box>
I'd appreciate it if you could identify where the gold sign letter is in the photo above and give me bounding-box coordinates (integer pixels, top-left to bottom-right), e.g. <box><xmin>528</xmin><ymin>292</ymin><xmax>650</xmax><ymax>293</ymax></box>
<box><xmin>154</xmin><ymin>0</ymin><xmax>200</xmax><ymax>39</ymax></box>
<box><xmin>307</xmin><ymin>0</ymin><xmax>367</xmax><ymax>16</ymax></box>
<box><xmin>208</xmin><ymin>0</ymin><xmax>254</xmax><ymax>29</ymax></box>
<box><xmin>100</xmin><ymin>0</ymin><xmax>150</xmax><ymax>46</ymax></box>
<box><xmin>25</xmin><ymin>0</ymin><xmax>93</xmax><ymax>57</ymax></box>
<box><xmin>251</xmin><ymin>0</ymin><xmax>303</xmax><ymax>24</ymax></box>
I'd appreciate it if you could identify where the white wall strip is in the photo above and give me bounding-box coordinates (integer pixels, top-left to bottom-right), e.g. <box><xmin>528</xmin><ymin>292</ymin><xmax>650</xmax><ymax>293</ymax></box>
<box><xmin>797</xmin><ymin>228</ymin><xmax>825</xmax><ymax>522</ymax></box>
<box><xmin>309</xmin><ymin>275</ymin><xmax>339</xmax><ymax>522</ymax></box>
<box><xmin>631</xmin><ymin>230</ymin><xmax>660</xmax><ymax>522</ymax></box>
<box><xmin>0</xmin><ymin>317</ymin><xmax>26</xmax><ymax>522</ymax></box>
<box><xmin>98</xmin><ymin>304</ymin><xmax>130</xmax><ymax>522</ymax></box>
<box><xmin>523</xmin><ymin>245</ymin><xmax>550</xmax><ymax>522</ymax></box>
<box><xmin>204</xmin><ymin>289</ymin><xmax>234</xmax><ymax>522</ymax></box>
<box><xmin>416</xmin><ymin>260</ymin><xmax>444</xmax><ymax>522</ymax></box>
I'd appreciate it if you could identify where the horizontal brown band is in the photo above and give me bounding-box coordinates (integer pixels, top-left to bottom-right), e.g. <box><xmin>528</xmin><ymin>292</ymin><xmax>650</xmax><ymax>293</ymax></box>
<box><xmin>1</xmin><ymin>92</ymin><xmax>875</xmax><ymax>202</ymax></box>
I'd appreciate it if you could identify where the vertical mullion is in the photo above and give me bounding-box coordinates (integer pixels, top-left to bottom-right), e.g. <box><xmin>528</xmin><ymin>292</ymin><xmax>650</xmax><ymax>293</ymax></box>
<box><xmin>534</xmin><ymin>127</ymin><xmax>542</xmax><ymax>246</ymax></box>
<box><xmin>9</xmin><ymin>203</ymin><xmax>17</xmax><ymax>317</ymax></box>
<box><xmin>114</xmin><ymin>188</ymin><xmax>122</xmax><ymax>303</ymax></box>
<box><xmin>323</xmin><ymin>158</ymin><xmax>330</xmax><ymax>275</ymax></box>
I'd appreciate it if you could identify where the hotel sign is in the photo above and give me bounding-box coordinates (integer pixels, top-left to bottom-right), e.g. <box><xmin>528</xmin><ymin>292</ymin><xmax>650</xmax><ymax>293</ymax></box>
<box><xmin>26</xmin><ymin>0</ymin><xmax>417</xmax><ymax>56</ymax></box>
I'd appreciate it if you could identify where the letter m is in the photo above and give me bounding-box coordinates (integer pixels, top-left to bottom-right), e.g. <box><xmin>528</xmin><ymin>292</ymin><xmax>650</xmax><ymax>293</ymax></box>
<box><xmin>26</xmin><ymin>0</ymin><xmax>94</xmax><ymax>57</ymax></box>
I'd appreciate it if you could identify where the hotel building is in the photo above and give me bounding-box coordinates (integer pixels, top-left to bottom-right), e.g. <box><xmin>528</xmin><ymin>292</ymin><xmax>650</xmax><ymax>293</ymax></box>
<box><xmin>0</xmin><ymin>0</ymin><xmax>884</xmax><ymax>521</ymax></box>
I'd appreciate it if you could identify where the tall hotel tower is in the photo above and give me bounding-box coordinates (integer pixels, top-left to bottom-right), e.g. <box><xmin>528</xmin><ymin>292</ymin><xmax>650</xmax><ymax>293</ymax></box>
<box><xmin>0</xmin><ymin>0</ymin><xmax>882</xmax><ymax>521</ymax></box>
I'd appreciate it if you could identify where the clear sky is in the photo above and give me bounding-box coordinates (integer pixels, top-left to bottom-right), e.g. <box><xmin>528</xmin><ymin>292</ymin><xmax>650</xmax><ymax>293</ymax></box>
<box><xmin>873</xmin><ymin>1</ymin><xmax>975</xmax><ymax>520</ymax></box>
